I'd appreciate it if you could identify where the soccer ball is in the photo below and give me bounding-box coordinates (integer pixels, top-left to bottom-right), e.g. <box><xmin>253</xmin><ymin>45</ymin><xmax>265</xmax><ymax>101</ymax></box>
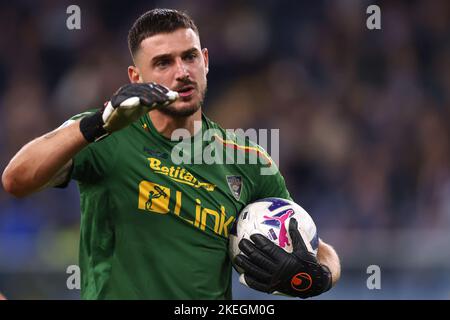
<box><xmin>229</xmin><ymin>198</ymin><xmax>319</xmax><ymax>272</ymax></box>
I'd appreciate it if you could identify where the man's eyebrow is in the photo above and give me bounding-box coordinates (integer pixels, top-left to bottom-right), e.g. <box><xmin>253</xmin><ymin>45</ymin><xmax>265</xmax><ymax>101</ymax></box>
<box><xmin>151</xmin><ymin>53</ymin><xmax>173</xmax><ymax>64</ymax></box>
<box><xmin>181</xmin><ymin>47</ymin><xmax>199</xmax><ymax>56</ymax></box>
<box><xmin>151</xmin><ymin>48</ymin><xmax>200</xmax><ymax>64</ymax></box>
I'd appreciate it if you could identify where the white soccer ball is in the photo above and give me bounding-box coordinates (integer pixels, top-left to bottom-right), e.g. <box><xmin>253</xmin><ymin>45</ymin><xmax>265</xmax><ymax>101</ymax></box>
<box><xmin>229</xmin><ymin>197</ymin><xmax>319</xmax><ymax>273</ymax></box>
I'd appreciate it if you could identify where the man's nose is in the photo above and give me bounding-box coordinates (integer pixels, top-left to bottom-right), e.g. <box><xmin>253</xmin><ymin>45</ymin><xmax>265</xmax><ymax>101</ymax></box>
<box><xmin>174</xmin><ymin>58</ymin><xmax>189</xmax><ymax>80</ymax></box>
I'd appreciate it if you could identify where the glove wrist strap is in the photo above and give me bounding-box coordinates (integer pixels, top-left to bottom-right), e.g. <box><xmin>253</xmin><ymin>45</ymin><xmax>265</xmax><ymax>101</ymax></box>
<box><xmin>79</xmin><ymin>111</ymin><xmax>109</xmax><ymax>142</ymax></box>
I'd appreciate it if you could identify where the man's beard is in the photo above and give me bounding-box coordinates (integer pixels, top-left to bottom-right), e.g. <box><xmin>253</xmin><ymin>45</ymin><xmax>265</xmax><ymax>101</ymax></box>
<box><xmin>159</xmin><ymin>86</ymin><xmax>207</xmax><ymax>118</ymax></box>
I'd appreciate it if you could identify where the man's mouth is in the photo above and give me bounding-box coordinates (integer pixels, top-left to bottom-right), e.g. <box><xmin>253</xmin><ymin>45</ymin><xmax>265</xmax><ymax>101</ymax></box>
<box><xmin>175</xmin><ymin>85</ymin><xmax>195</xmax><ymax>98</ymax></box>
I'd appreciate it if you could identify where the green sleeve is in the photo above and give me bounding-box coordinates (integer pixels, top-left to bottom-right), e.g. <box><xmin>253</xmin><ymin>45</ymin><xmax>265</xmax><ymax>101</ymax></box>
<box><xmin>63</xmin><ymin>109</ymin><xmax>118</xmax><ymax>183</ymax></box>
<box><xmin>247</xmin><ymin>140</ymin><xmax>293</xmax><ymax>201</ymax></box>
<box><xmin>254</xmin><ymin>162</ymin><xmax>293</xmax><ymax>201</ymax></box>
<box><xmin>71</xmin><ymin>141</ymin><xmax>116</xmax><ymax>183</ymax></box>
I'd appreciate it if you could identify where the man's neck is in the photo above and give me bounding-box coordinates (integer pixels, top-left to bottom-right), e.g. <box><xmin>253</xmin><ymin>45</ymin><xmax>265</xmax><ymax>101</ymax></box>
<box><xmin>148</xmin><ymin>109</ymin><xmax>202</xmax><ymax>139</ymax></box>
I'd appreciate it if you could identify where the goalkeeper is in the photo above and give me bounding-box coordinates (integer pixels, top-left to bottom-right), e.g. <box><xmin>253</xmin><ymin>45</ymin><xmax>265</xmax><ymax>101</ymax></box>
<box><xmin>2</xmin><ymin>9</ymin><xmax>340</xmax><ymax>299</ymax></box>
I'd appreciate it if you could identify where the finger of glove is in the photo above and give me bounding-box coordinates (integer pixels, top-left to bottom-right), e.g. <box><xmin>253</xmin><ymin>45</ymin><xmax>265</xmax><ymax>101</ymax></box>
<box><xmin>117</xmin><ymin>96</ymin><xmax>141</xmax><ymax>109</ymax></box>
<box><xmin>111</xmin><ymin>93</ymin><xmax>133</xmax><ymax>108</ymax></box>
<box><xmin>139</xmin><ymin>96</ymin><xmax>161</xmax><ymax>108</ymax></box>
<box><xmin>122</xmin><ymin>83</ymin><xmax>155</xmax><ymax>95</ymax></box>
<box><xmin>148</xmin><ymin>82</ymin><xmax>169</xmax><ymax>94</ymax></box>
<box><xmin>289</xmin><ymin>218</ymin><xmax>310</xmax><ymax>256</ymax></box>
<box><xmin>146</xmin><ymin>83</ymin><xmax>179</xmax><ymax>103</ymax></box>
<box><xmin>234</xmin><ymin>254</ymin><xmax>272</xmax><ymax>284</ymax></box>
<box><xmin>238</xmin><ymin>238</ymin><xmax>277</xmax><ymax>270</ymax></box>
<box><xmin>114</xmin><ymin>83</ymin><xmax>177</xmax><ymax>108</ymax></box>
<box><xmin>249</xmin><ymin>233</ymin><xmax>286</xmax><ymax>262</ymax></box>
<box><xmin>150</xmin><ymin>83</ymin><xmax>179</xmax><ymax>102</ymax></box>
<box><xmin>113</xmin><ymin>83</ymin><xmax>134</xmax><ymax>95</ymax></box>
<box><xmin>140</xmin><ymin>91</ymin><xmax>173</xmax><ymax>107</ymax></box>
<box><xmin>114</xmin><ymin>83</ymin><xmax>148</xmax><ymax>98</ymax></box>
<box><xmin>111</xmin><ymin>84</ymin><xmax>148</xmax><ymax>107</ymax></box>
<box><xmin>113</xmin><ymin>84</ymin><xmax>163</xmax><ymax>105</ymax></box>
<box><xmin>239</xmin><ymin>273</ymin><xmax>272</xmax><ymax>294</ymax></box>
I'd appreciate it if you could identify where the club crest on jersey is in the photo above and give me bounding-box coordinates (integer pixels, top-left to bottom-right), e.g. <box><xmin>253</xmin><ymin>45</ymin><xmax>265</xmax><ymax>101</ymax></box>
<box><xmin>226</xmin><ymin>175</ymin><xmax>242</xmax><ymax>201</ymax></box>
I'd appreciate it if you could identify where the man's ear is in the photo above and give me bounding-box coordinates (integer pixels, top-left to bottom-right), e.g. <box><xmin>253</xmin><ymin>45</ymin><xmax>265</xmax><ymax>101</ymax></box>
<box><xmin>128</xmin><ymin>65</ymin><xmax>142</xmax><ymax>83</ymax></box>
<box><xmin>202</xmin><ymin>48</ymin><xmax>209</xmax><ymax>75</ymax></box>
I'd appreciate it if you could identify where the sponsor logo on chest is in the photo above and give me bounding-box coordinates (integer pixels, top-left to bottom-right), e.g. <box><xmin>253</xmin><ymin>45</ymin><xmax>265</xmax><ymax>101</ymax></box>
<box><xmin>147</xmin><ymin>157</ymin><xmax>215</xmax><ymax>192</ymax></box>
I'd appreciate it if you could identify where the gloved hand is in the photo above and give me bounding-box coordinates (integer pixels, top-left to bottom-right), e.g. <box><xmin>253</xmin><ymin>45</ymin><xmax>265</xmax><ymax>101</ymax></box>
<box><xmin>234</xmin><ymin>218</ymin><xmax>332</xmax><ymax>299</ymax></box>
<box><xmin>80</xmin><ymin>82</ymin><xmax>178</xmax><ymax>142</ymax></box>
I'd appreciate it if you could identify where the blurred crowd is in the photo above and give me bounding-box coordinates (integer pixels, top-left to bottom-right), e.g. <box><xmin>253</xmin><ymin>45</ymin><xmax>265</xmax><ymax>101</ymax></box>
<box><xmin>0</xmin><ymin>0</ymin><xmax>449</xmax><ymax>298</ymax></box>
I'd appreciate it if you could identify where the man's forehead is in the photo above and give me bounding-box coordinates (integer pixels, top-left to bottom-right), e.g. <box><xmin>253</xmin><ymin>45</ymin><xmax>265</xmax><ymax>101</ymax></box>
<box><xmin>138</xmin><ymin>28</ymin><xmax>201</xmax><ymax>58</ymax></box>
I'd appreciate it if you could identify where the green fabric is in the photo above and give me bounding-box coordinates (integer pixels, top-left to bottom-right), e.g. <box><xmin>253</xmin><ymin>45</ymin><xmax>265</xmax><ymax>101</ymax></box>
<box><xmin>69</xmin><ymin>110</ymin><xmax>291</xmax><ymax>299</ymax></box>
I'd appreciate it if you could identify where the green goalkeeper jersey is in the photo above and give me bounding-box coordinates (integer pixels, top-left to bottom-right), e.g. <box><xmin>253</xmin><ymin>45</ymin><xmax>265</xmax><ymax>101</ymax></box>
<box><xmin>66</xmin><ymin>110</ymin><xmax>291</xmax><ymax>299</ymax></box>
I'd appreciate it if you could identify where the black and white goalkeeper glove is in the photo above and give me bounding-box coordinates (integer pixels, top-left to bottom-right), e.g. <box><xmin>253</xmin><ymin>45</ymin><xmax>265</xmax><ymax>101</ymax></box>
<box><xmin>79</xmin><ymin>82</ymin><xmax>178</xmax><ymax>142</ymax></box>
<box><xmin>234</xmin><ymin>218</ymin><xmax>332</xmax><ymax>299</ymax></box>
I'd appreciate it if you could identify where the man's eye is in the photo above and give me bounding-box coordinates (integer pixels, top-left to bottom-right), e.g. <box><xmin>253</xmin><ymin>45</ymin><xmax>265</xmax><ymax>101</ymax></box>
<box><xmin>185</xmin><ymin>53</ymin><xmax>197</xmax><ymax>61</ymax></box>
<box><xmin>156</xmin><ymin>60</ymin><xmax>171</xmax><ymax>67</ymax></box>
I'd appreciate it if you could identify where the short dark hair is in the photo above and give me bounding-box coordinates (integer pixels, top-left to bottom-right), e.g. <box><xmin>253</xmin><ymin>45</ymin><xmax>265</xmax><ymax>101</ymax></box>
<box><xmin>128</xmin><ymin>9</ymin><xmax>199</xmax><ymax>57</ymax></box>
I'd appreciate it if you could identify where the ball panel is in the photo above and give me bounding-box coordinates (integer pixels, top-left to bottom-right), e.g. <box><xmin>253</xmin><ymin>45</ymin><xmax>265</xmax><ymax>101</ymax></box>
<box><xmin>229</xmin><ymin>197</ymin><xmax>318</xmax><ymax>273</ymax></box>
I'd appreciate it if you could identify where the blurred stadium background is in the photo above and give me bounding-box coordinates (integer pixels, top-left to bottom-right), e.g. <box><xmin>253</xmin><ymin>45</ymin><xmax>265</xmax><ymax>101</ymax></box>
<box><xmin>0</xmin><ymin>0</ymin><xmax>449</xmax><ymax>299</ymax></box>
